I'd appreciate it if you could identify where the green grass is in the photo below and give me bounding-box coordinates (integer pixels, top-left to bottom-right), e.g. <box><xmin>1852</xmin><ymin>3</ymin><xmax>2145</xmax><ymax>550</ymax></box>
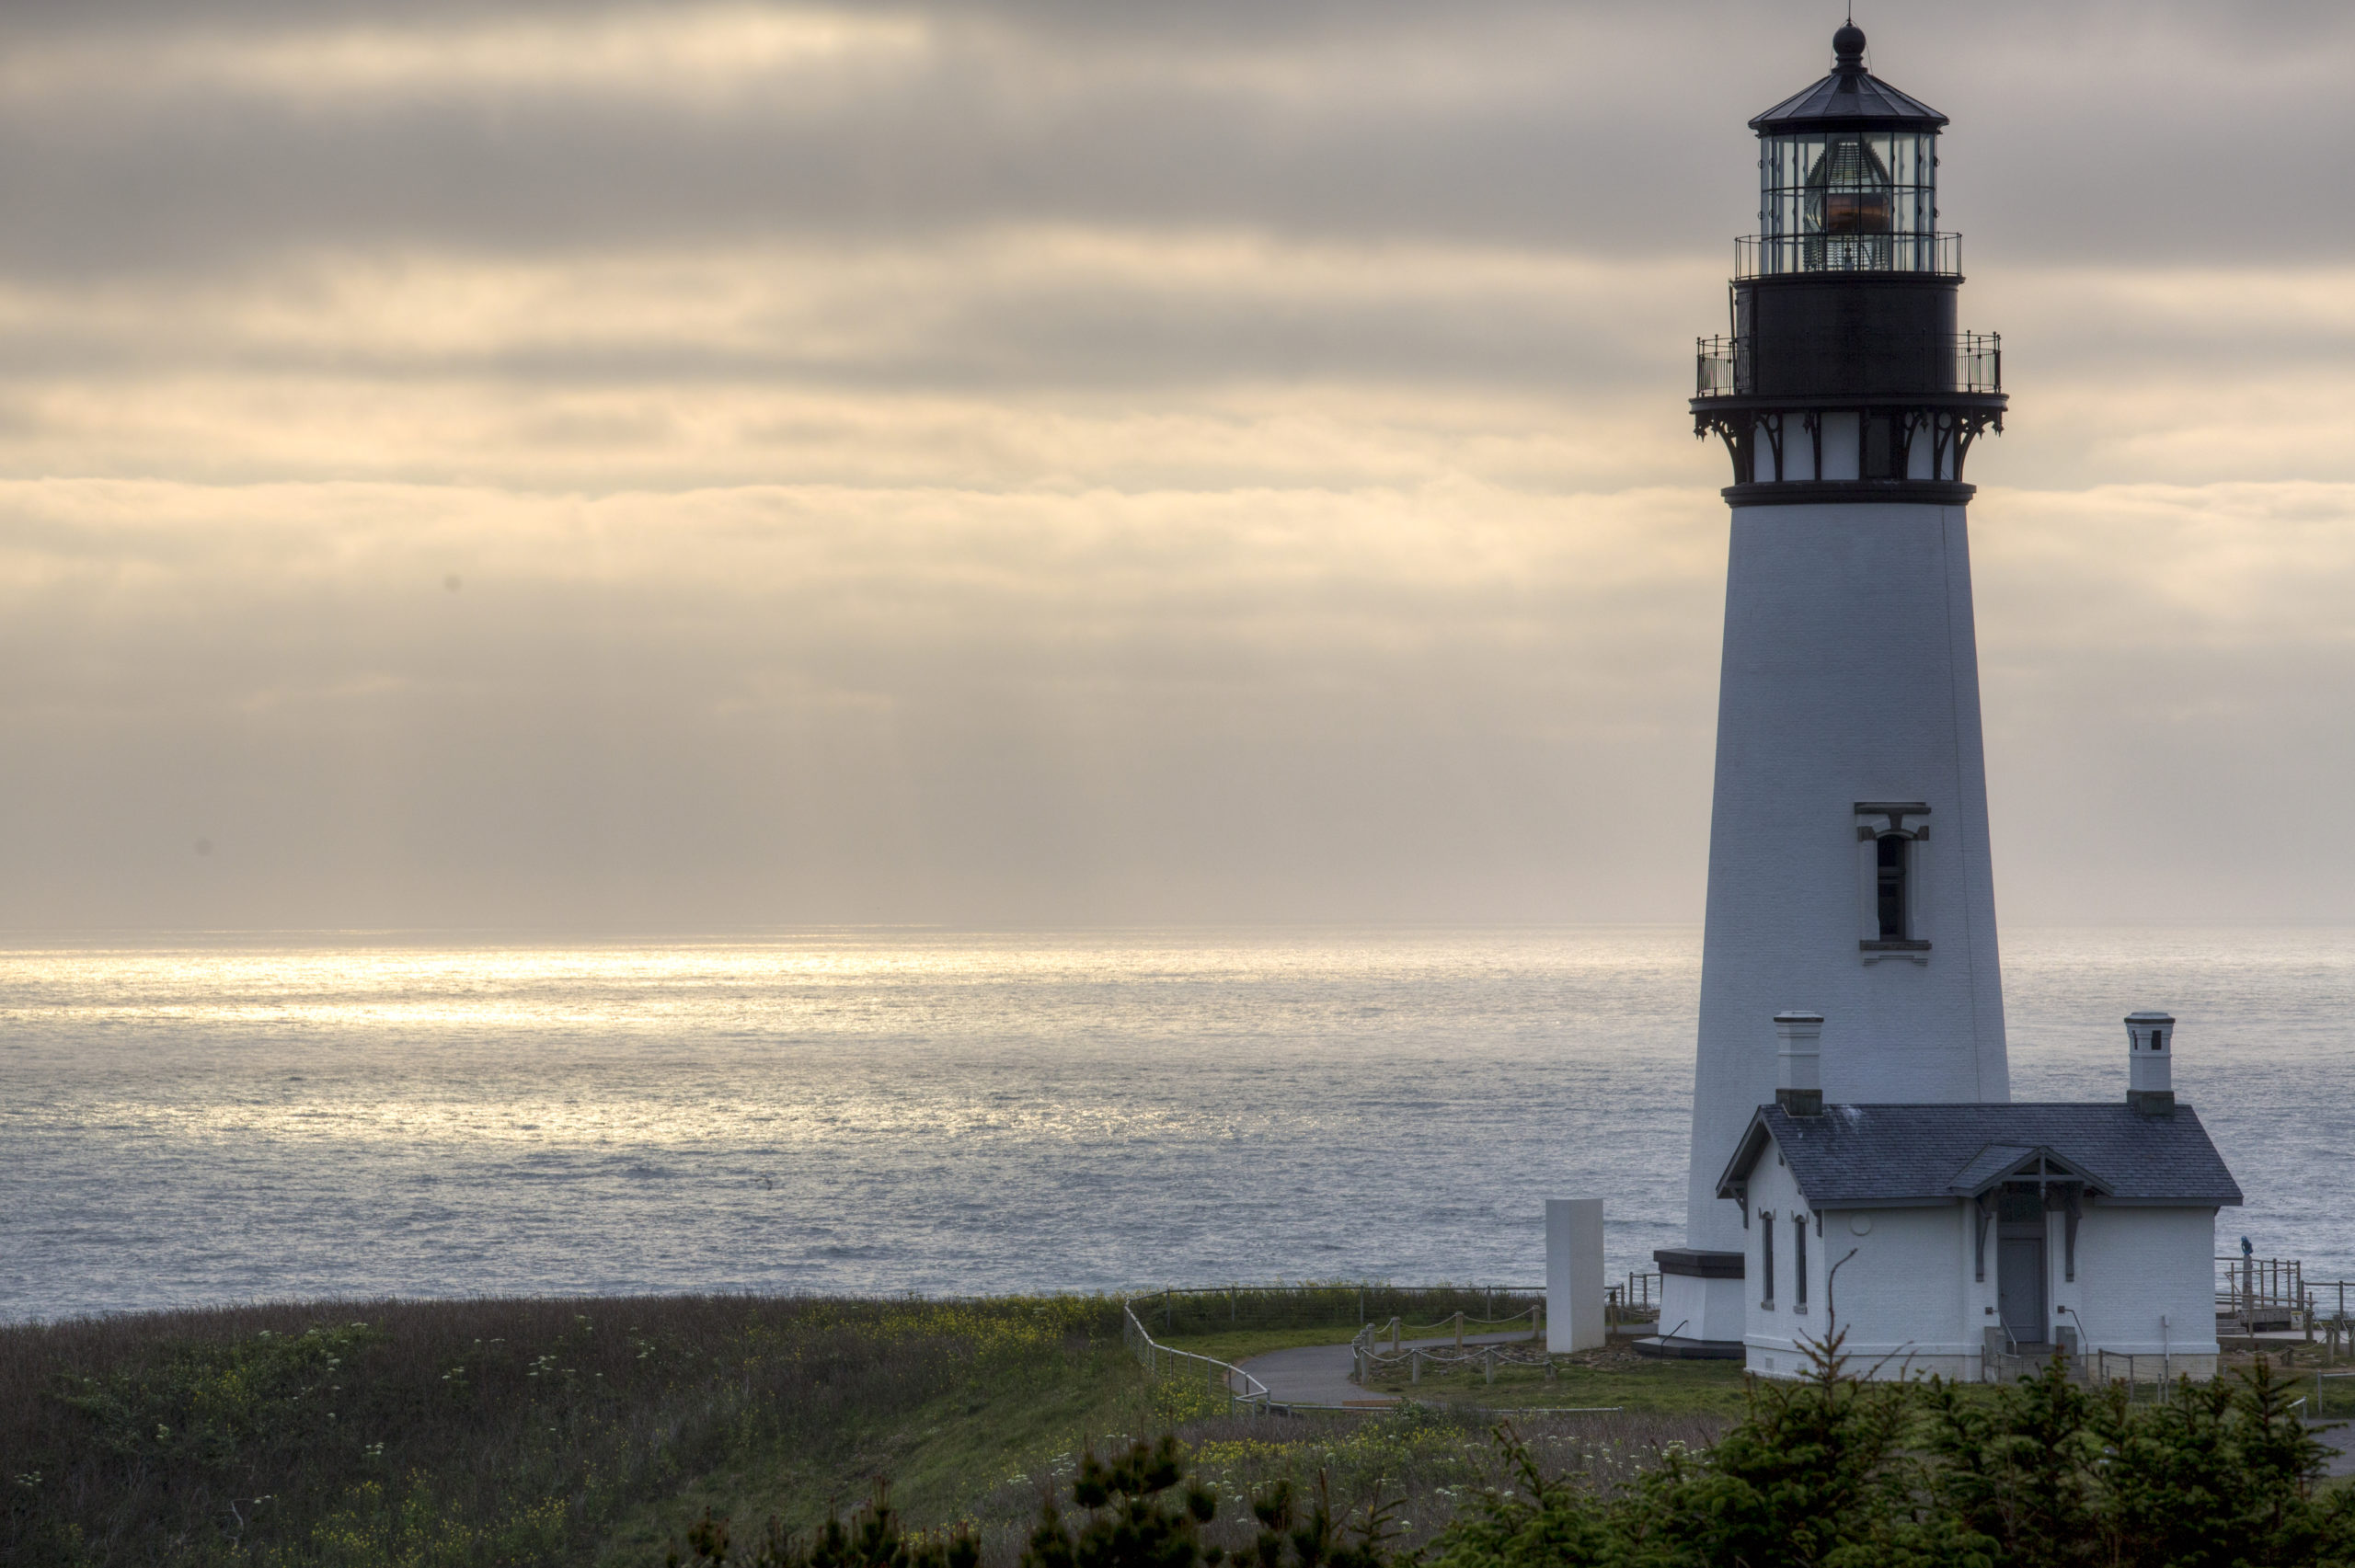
<box><xmin>1</xmin><ymin>1294</ymin><xmax>1150</xmax><ymax>1568</ymax></box>
<box><xmin>0</xmin><ymin>1294</ymin><xmax>1733</xmax><ymax>1567</ymax></box>
<box><xmin>1360</xmin><ymin>1353</ymin><xmax>1751</xmax><ymax>1416</ymax></box>
<box><xmin>1155</xmin><ymin>1323</ymin><xmax>1369</xmax><ymax>1366</ymax></box>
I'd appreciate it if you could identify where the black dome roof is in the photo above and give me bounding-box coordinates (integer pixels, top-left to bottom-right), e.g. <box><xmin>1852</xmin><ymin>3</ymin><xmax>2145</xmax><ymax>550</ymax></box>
<box><xmin>1749</xmin><ymin>25</ymin><xmax>1947</xmax><ymax>134</ymax></box>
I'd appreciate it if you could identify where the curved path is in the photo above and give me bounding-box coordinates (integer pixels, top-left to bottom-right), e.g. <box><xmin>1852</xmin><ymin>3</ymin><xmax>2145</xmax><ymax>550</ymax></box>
<box><xmin>1236</xmin><ymin>1331</ymin><xmax>1541</xmax><ymax>1409</ymax></box>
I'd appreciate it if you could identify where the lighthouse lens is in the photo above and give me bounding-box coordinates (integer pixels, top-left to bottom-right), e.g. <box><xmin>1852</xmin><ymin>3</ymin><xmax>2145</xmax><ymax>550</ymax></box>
<box><xmin>1758</xmin><ymin>130</ymin><xmax>1936</xmax><ymax>274</ymax></box>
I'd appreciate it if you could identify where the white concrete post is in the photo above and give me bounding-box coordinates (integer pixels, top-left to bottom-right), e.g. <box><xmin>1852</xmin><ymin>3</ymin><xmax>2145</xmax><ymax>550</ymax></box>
<box><xmin>1546</xmin><ymin>1198</ymin><xmax>1607</xmax><ymax>1352</ymax></box>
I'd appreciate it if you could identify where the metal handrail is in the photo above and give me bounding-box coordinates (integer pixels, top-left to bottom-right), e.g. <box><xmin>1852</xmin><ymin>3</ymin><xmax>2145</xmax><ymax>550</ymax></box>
<box><xmin>1736</xmin><ymin>231</ymin><xmax>1962</xmax><ymax>279</ymax></box>
<box><xmin>1694</xmin><ymin>332</ymin><xmax>2000</xmax><ymax>398</ymax></box>
<box><xmin>1120</xmin><ymin>1295</ymin><xmax>1271</xmax><ymax>1414</ymax></box>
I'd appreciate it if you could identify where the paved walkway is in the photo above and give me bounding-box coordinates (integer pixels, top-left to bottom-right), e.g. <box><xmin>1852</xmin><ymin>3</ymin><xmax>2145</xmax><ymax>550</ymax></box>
<box><xmin>2315</xmin><ymin>1425</ymin><xmax>2355</xmax><ymax>1480</ymax></box>
<box><xmin>1236</xmin><ymin>1331</ymin><xmax>1542</xmax><ymax>1408</ymax></box>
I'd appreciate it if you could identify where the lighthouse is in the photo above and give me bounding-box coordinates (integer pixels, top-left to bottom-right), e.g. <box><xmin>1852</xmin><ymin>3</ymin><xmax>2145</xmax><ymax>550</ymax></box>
<box><xmin>1652</xmin><ymin>23</ymin><xmax>2013</xmax><ymax>1356</ymax></box>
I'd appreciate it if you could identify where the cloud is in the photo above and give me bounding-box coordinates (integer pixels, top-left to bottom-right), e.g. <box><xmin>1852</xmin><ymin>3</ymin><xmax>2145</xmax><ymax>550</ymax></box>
<box><xmin>1</xmin><ymin>2</ymin><xmax>2350</xmax><ymax>928</ymax></box>
<box><xmin>1</xmin><ymin>1</ymin><xmax>2349</xmax><ymax>276</ymax></box>
<box><xmin>0</xmin><ymin>476</ymin><xmax>1726</xmax><ymax>928</ymax></box>
<box><xmin>6</xmin><ymin>475</ymin><xmax>2355</xmax><ymax>929</ymax></box>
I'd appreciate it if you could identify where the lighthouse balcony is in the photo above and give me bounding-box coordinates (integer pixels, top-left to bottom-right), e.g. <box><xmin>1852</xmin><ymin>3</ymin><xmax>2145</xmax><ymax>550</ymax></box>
<box><xmin>1696</xmin><ymin>331</ymin><xmax>2000</xmax><ymax>399</ymax></box>
<box><xmin>1736</xmin><ymin>231</ymin><xmax>1961</xmax><ymax>280</ymax></box>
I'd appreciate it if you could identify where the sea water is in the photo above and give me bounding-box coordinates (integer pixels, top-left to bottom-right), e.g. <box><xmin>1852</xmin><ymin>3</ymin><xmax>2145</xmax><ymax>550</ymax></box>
<box><xmin>2</xmin><ymin>926</ymin><xmax>2349</xmax><ymax>1322</ymax></box>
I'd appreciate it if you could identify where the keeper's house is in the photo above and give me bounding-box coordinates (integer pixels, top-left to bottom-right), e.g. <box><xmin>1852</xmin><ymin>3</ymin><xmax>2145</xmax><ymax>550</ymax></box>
<box><xmin>1715</xmin><ymin>1011</ymin><xmax>2241</xmax><ymax>1381</ymax></box>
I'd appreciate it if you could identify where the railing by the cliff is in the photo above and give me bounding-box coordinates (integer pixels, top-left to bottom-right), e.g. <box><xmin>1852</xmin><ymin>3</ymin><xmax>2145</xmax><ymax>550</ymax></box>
<box><xmin>1120</xmin><ymin>1296</ymin><xmax>1271</xmax><ymax>1416</ymax></box>
<box><xmin>2217</xmin><ymin>1255</ymin><xmax>2305</xmax><ymax>1322</ymax></box>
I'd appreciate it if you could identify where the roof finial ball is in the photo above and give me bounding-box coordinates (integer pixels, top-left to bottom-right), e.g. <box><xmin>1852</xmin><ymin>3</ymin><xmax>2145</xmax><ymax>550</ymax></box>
<box><xmin>1832</xmin><ymin>21</ymin><xmax>1867</xmax><ymax>72</ymax></box>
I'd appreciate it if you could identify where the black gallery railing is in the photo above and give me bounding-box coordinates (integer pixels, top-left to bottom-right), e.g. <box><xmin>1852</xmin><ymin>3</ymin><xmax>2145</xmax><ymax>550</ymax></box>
<box><xmin>1694</xmin><ymin>331</ymin><xmax>2001</xmax><ymax>398</ymax></box>
<box><xmin>1736</xmin><ymin>231</ymin><xmax>1963</xmax><ymax>279</ymax></box>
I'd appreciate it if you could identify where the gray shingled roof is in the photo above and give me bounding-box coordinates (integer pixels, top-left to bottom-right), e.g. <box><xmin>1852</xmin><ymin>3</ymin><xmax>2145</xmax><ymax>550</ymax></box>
<box><xmin>1751</xmin><ymin>70</ymin><xmax>1947</xmax><ymax>133</ymax></box>
<box><xmin>1717</xmin><ymin>1103</ymin><xmax>2243</xmax><ymax>1208</ymax></box>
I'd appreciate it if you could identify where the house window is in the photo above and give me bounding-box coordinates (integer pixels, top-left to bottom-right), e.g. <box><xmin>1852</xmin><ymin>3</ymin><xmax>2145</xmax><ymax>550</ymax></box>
<box><xmin>1793</xmin><ymin>1214</ymin><xmax>1809</xmax><ymax>1310</ymax></box>
<box><xmin>1876</xmin><ymin>834</ymin><xmax>1908</xmax><ymax>939</ymax></box>
<box><xmin>1761</xmin><ymin>1210</ymin><xmax>1776</xmax><ymax>1308</ymax></box>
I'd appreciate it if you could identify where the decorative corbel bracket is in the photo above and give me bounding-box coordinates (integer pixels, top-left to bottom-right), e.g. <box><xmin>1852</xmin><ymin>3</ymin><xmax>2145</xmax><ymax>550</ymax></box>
<box><xmin>2049</xmin><ymin>1185</ymin><xmax>2085</xmax><ymax>1282</ymax></box>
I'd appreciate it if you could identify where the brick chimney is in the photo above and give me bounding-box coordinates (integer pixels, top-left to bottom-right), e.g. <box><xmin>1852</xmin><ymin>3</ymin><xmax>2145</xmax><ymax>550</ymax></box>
<box><xmin>1775</xmin><ymin>1012</ymin><xmax>1824</xmax><ymax>1116</ymax></box>
<box><xmin>2126</xmin><ymin>1010</ymin><xmax>2175</xmax><ymax>1116</ymax></box>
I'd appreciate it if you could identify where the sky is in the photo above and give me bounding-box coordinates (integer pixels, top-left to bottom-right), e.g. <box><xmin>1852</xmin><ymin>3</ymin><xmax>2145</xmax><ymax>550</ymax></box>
<box><xmin>3</xmin><ymin>0</ymin><xmax>2352</xmax><ymax>932</ymax></box>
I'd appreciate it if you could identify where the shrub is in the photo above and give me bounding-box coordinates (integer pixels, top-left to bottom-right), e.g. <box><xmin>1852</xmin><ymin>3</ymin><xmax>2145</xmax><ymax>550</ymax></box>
<box><xmin>1426</xmin><ymin>1333</ymin><xmax>2355</xmax><ymax>1568</ymax></box>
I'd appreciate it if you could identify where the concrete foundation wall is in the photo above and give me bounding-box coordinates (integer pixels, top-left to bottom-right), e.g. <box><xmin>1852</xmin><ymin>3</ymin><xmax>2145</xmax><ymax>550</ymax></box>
<box><xmin>1661</xmin><ymin>1267</ymin><xmax>1748</xmax><ymax>1345</ymax></box>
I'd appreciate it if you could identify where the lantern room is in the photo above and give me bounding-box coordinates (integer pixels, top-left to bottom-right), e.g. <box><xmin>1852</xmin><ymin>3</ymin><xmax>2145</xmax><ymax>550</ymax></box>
<box><xmin>1749</xmin><ymin>23</ymin><xmax>1947</xmax><ymax>276</ymax></box>
<box><xmin>1691</xmin><ymin>21</ymin><xmax>2003</xmax><ymax>493</ymax></box>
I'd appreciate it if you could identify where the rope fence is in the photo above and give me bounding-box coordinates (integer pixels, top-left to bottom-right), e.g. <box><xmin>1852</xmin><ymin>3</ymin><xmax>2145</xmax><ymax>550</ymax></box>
<box><xmin>1131</xmin><ymin>1284</ymin><xmax>1548</xmax><ymax>1339</ymax></box>
<box><xmin>1112</xmin><ymin>1281</ymin><xmax>1668</xmax><ymax>1405</ymax></box>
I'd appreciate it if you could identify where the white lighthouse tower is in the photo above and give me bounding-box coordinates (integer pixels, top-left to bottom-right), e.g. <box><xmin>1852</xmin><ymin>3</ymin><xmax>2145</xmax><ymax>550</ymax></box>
<box><xmin>1651</xmin><ymin>23</ymin><xmax>2012</xmax><ymax>1356</ymax></box>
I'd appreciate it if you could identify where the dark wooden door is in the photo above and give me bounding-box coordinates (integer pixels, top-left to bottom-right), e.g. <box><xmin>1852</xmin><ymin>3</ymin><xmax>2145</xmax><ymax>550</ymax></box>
<box><xmin>1997</xmin><ymin>1235</ymin><xmax>2046</xmax><ymax>1345</ymax></box>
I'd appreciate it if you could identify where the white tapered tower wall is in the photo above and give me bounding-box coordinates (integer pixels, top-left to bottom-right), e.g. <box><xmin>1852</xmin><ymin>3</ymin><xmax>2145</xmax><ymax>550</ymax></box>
<box><xmin>1686</xmin><ymin>498</ymin><xmax>2010</xmax><ymax>1249</ymax></box>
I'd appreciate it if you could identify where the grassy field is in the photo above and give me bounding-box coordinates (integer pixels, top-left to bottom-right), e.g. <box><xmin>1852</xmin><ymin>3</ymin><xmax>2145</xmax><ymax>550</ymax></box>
<box><xmin>1350</xmin><ymin>1338</ymin><xmax>1751</xmax><ymax>1416</ymax></box>
<box><xmin>0</xmin><ymin>1288</ymin><xmax>1725</xmax><ymax>1568</ymax></box>
<box><xmin>2</xmin><ymin>1294</ymin><xmax>1149</xmax><ymax>1567</ymax></box>
<box><xmin>20</xmin><ymin>1292</ymin><xmax>2338</xmax><ymax>1564</ymax></box>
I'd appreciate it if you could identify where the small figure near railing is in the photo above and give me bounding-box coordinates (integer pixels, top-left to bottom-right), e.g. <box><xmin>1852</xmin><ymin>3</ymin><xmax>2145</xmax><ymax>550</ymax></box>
<box><xmin>2217</xmin><ymin>1253</ymin><xmax>2309</xmax><ymax>1334</ymax></box>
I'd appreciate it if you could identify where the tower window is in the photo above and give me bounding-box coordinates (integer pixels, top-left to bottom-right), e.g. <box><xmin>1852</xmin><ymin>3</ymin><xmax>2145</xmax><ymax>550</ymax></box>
<box><xmin>1865</xmin><ymin>414</ymin><xmax>1894</xmax><ymax>477</ymax></box>
<box><xmin>1876</xmin><ymin>834</ymin><xmax>1909</xmax><ymax>939</ymax></box>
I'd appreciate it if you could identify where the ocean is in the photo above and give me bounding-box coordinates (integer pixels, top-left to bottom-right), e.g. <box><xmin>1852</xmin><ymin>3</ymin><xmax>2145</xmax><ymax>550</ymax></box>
<box><xmin>3</xmin><ymin>925</ymin><xmax>2349</xmax><ymax>1322</ymax></box>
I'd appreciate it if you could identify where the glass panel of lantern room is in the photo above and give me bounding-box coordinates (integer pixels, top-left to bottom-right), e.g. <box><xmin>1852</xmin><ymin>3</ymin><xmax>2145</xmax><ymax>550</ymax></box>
<box><xmin>1883</xmin><ymin>132</ymin><xmax>1936</xmax><ymax>233</ymax></box>
<box><xmin>1759</xmin><ymin>135</ymin><xmax>1823</xmax><ymax>248</ymax></box>
<box><xmin>1759</xmin><ymin>131</ymin><xmax>1937</xmax><ymax>273</ymax></box>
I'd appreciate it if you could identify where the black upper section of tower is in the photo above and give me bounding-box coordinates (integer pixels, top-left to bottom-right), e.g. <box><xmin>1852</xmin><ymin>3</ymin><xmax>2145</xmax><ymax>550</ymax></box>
<box><xmin>1692</xmin><ymin>24</ymin><xmax>2005</xmax><ymax>505</ymax></box>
